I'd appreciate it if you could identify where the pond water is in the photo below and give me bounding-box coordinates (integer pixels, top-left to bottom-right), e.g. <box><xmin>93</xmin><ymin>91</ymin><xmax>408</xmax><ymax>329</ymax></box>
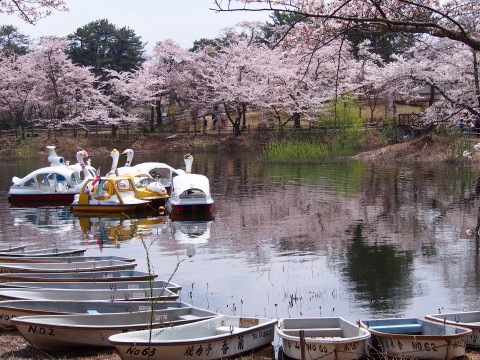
<box><xmin>0</xmin><ymin>151</ymin><xmax>478</xmax><ymax>342</ymax></box>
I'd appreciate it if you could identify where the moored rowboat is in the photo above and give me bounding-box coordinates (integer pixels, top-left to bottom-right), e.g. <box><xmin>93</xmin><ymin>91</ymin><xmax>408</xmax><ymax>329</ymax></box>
<box><xmin>426</xmin><ymin>311</ymin><xmax>480</xmax><ymax>348</ymax></box>
<box><xmin>0</xmin><ymin>287</ymin><xmax>179</xmax><ymax>301</ymax></box>
<box><xmin>0</xmin><ymin>270</ymin><xmax>156</xmax><ymax>282</ymax></box>
<box><xmin>0</xmin><ymin>279</ymin><xmax>181</xmax><ymax>294</ymax></box>
<box><xmin>0</xmin><ymin>245</ymin><xmax>26</xmax><ymax>253</ymax></box>
<box><xmin>108</xmin><ymin>315</ymin><xmax>277</xmax><ymax>360</ymax></box>
<box><xmin>0</xmin><ymin>300</ymin><xmax>191</xmax><ymax>330</ymax></box>
<box><xmin>277</xmin><ymin>317</ymin><xmax>371</xmax><ymax>360</ymax></box>
<box><xmin>0</xmin><ymin>259</ymin><xmax>136</xmax><ymax>273</ymax></box>
<box><xmin>0</xmin><ymin>255</ymin><xmax>135</xmax><ymax>263</ymax></box>
<box><xmin>0</xmin><ymin>247</ymin><xmax>86</xmax><ymax>257</ymax></box>
<box><xmin>12</xmin><ymin>305</ymin><xmax>219</xmax><ymax>351</ymax></box>
<box><xmin>360</xmin><ymin>317</ymin><xmax>472</xmax><ymax>359</ymax></box>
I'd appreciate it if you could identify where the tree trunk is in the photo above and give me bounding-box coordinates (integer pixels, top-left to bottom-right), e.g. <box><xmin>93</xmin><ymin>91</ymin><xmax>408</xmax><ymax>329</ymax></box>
<box><xmin>150</xmin><ymin>105</ymin><xmax>155</xmax><ymax>132</ymax></box>
<box><xmin>111</xmin><ymin>124</ymin><xmax>118</xmax><ymax>137</ymax></box>
<box><xmin>156</xmin><ymin>99</ymin><xmax>162</xmax><ymax>126</ymax></box>
<box><xmin>293</xmin><ymin>112</ymin><xmax>301</xmax><ymax>128</ymax></box>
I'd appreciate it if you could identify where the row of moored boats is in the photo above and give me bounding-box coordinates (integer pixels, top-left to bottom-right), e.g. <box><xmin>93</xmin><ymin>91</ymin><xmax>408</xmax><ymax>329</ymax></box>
<box><xmin>8</xmin><ymin>146</ymin><xmax>214</xmax><ymax>217</ymax></box>
<box><xmin>0</xmin><ymin>245</ymin><xmax>478</xmax><ymax>359</ymax></box>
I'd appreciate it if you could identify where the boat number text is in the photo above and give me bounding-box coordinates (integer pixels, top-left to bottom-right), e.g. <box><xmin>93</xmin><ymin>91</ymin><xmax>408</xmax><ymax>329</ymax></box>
<box><xmin>125</xmin><ymin>347</ymin><xmax>156</xmax><ymax>357</ymax></box>
<box><xmin>28</xmin><ymin>325</ymin><xmax>55</xmax><ymax>336</ymax></box>
<box><xmin>252</xmin><ymin>329</ymin><xmax>272</xmax><ymax>339</ymax></box>
<box><xmin>0</xmin><ymin>313</ymin><xmax>15</xmax><ymax>321</ymax></box>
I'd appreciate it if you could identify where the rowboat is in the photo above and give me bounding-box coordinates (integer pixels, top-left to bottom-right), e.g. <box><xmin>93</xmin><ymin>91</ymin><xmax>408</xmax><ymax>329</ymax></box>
<box><xmin>12</xmin><ymin>305</ymin><xmax>219</xmax><ymax>351</ymax></box>
<box><xmin>0</xmin><ymin>259</ymin><xmax>136</xmax><ymax>273</ymax></box>
<box><xmin>0</xmin><ymin>245</ymin><xmax>26</xmax><ymax>253</ymax></box>
<box><xmin>0</xmin><ymin>255</ymin><xmax>135</xmax><ymax>263</ymax></box>
<box><xmin>108</xmin><ymin>315</ymin><xmax>277</xmax><ymax>360</ymax></box>
<box><xmin>0</xmin><ymin>287</ymin><xmax>179</xmax><ymax>301</ymax></box>
<box><xmin>0</xmin><ymin>300</ymin><xmax>191</xmax><ymax>330</ymax></box>
<box><xmin>277</xmin><ymin>317</ymin><xmax>371</xmax><ymax>360</ymax></box>
<box><xmin>0</xmin><ymin>270</ymin><xmax>156</xmax><ymax>282</ymax></box>
<box><xmin>0</xmin><ymin>247</ymin><xmax>86</xmax><ymax>257</ymax></box>
<box><xmin>0</xmin><ymin>279</ymin><xmax>182</xmax><ymax>294</ymax></box>
<box><xmin>360</xmin><ymin>317</ymin><xmax>472</xmax><ymax>359</ymax></box>
<box><xmin>426</xmin><ymin>311</ymin><xmax>480</xmax><ymax>348</ymax></box>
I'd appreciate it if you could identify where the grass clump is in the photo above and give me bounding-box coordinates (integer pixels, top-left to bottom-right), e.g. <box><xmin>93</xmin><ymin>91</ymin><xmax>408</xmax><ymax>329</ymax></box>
<box><xmin>11</xmin><ymin>137</ymin><xmax>40</xmax><ymax>159</ymax></box>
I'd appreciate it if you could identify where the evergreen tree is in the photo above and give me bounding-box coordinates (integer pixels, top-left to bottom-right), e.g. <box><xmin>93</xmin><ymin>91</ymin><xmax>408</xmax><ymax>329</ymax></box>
<box><xmin>66</xmin><ymin>19</ymin><xmax>146</xmax><ymax>78</ymax></box>
<box><xmin>0</xmin><ymin>25</ymin><xmax>31</xmax><ymax>55</ymax></box>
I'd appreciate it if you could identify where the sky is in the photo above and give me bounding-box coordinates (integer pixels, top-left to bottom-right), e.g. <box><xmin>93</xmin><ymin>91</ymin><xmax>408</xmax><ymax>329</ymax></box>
<box><xmin>0</xmin><ymin>0</ymin><xmax>271</xmax><ymax>52</ymax></box>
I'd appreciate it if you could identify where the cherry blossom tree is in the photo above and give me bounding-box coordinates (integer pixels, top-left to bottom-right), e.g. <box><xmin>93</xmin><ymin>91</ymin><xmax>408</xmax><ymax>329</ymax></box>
<box><xmin>214</xmin><ymin>0</ymin><xmax>480</xmax><ymax>52</ymax></box>
<box><xmin>0</xmin><ymin>50</ymin><xmax>42</xmax><ymax>135</ymax></box>
<box><xmin>32</xmin><ymin>37</ymin><xmax>110</xmax><ymax>133</ymax></box>
<box><xmin>0</xmin><ymin>0</ymin><xmax>67</xmax><ymax>24</ymax></box>
<box><xmin>381</xmin><ymin>37</ymin><xmax>480</xmax><ymax>128</ymax></box>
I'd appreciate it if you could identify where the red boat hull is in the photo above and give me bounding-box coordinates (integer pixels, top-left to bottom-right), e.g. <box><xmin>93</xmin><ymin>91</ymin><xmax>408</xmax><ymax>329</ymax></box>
<box><xmin>9</xmin><ymin>193</ymin><xmax>75</xmax><ymax>206</ymax></box>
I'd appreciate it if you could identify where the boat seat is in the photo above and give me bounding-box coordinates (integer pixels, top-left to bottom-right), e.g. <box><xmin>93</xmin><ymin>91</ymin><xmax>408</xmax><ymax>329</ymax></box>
<box><xmin>368</xmin><ymin>323</ymin><xmax>423</xmax><ymax>334</ymax></box>
<box><xmin>178</xmin><ymin>314</ymin><xmax>203</xmax><ymax>321</ymax></box>
<box><xmin>282</xmin><ymin>328</ymin><xmax>343</xmax><ymax>338</ymax></box>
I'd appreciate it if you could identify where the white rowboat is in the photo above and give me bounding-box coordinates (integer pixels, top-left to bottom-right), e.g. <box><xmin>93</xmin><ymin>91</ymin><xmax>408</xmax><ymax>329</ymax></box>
<box><xmin>12</xmin><ymin>305</ymin><xmax>219</xmax><ymax>351</ymax></box>
<box><xmin>0</xmin><ymin>287</ymin><xmax>179</xmax><ymax>302</ymax></box>
<box><xmin>426</xmin><ymin>311</ymin><xmax>480</xmax><ymax>348</ymax></box>
<box><xmin>0</xmin><ymin>255</ymin><xmax>135</xmax><ymax>263</ymax></box>
<box><xmin>0</xmin><ymin>259</ymin><xmax>136</xmax><ymax>273</ymax></box>
<box><xmin>109</xmin><ymin>315</ymin><xmax>277</xmax><ymax>360</ymax></box>
<box><xmin>360</xmin><ymin>317</ymin><xmax>472</xmax><ymax>359</ymax></box>
<box><xmin>0</xmin><ymin>245</ymin><xmax>26</xmax><ymax>253</ymax></box>
<box><xmin>0</xmin><ymin>270</ymin><xmax>156</xmax><ymax>282</ymax></box>
<box><xmin>277</xmin><ymin>317</ymin><xmax>371</xmax><ymax>360</ymax></box>
<box><xmin>0</xmin><ymin>247</ymin><xmax>86</xmax><ymax>257</ymax></box>
<box><xmin>0</xmin><ymin>300</ymin><xmax>191</xmax><ymax>330</ymax></box>
<box><xmin>0</xmin><ymin>279</ymin><xmax>181</xmax><ymax>294</ymax></box>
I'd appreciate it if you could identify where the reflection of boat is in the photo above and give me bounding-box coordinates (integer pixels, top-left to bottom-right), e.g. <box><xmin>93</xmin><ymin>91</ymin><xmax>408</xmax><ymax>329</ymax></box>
<box><xmin>0</xmin><ymin>270</ymin><xmax>156</xmax><ymax>282</ymax></box>
<box><xmin>166</xmin><ymin>173</ymin><xmax>214</xmax><ymax>214</ymax></box>
<box><xmin>0</xmin><ymin>259</ymin><xmax>136</xmax><ymax>273</ymax></box>
<box><xmin>71</xmin><ymin>176</ymin><xmax>151</xmax><ymax>216</ymax></box>
<box><xmin>109</xmin><ymin>315</ymin><xmax>276</xmax><ymax>360</ymax></box>
<box><xmin>9</xmin><ymin>206</ymin><xmax>74</xmax><ymax>230</ymax></box>
<box><xmin>8</xmin><ymin>146</ymin><xmax>93</xmax><ymax>205</ymax></box>
<box><xmin>0</xmin><ymin>247</ymin><xmax>86</xmax><ymax>257</ymax></box>
<box><xmin>13</xmin><ymin>306</ymin><xmax>219</xmax><ymax>351</ymax></box>
<box><xmin>0</xmin><ymin>255</ymin><xmax>135</xmax><ymax>263</ymax></box>
<box><xmin>360</xmin><ymin>318</ymin><xmax>472</xmax><ymax>359</ymax></box>
<box><xmin>277</xmin><ymin>317</ymin><xmax>370</xmax><ymax>360</ymax></box>
<box><xmin>426</xmin><ymin>311</ymin><xmax>480</xmax><ymax>348</ymax></box>
<box><xmin>0</xmin><ymin>287</ymin><xmax>178</xmax><ymax>301</ymax></box>
<box><xmin>1</xmin><ymin>279</ymin><xmax>181</xmax><ymax>294</ymax></box>
<box><xmin>78</xmin><ymin>215</ymin><xmax>168</xmax><ymax>248</ymax></box>
<box><xmin>0</xmin><ymin>300</ymin><xmax>191</xmax><ymax>330</ymax></box>
<box><xmin>171</xmin><ymin>220</ymin><xmax>212</xmax><ymax>244</ymax></box>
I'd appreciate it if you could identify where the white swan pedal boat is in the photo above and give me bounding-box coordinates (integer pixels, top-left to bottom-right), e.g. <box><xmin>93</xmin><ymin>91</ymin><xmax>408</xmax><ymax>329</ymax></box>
<box><xmin>108</xmin><ymin>315</ymin><xmax>277</xmax><ymax>360</ymax></box>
